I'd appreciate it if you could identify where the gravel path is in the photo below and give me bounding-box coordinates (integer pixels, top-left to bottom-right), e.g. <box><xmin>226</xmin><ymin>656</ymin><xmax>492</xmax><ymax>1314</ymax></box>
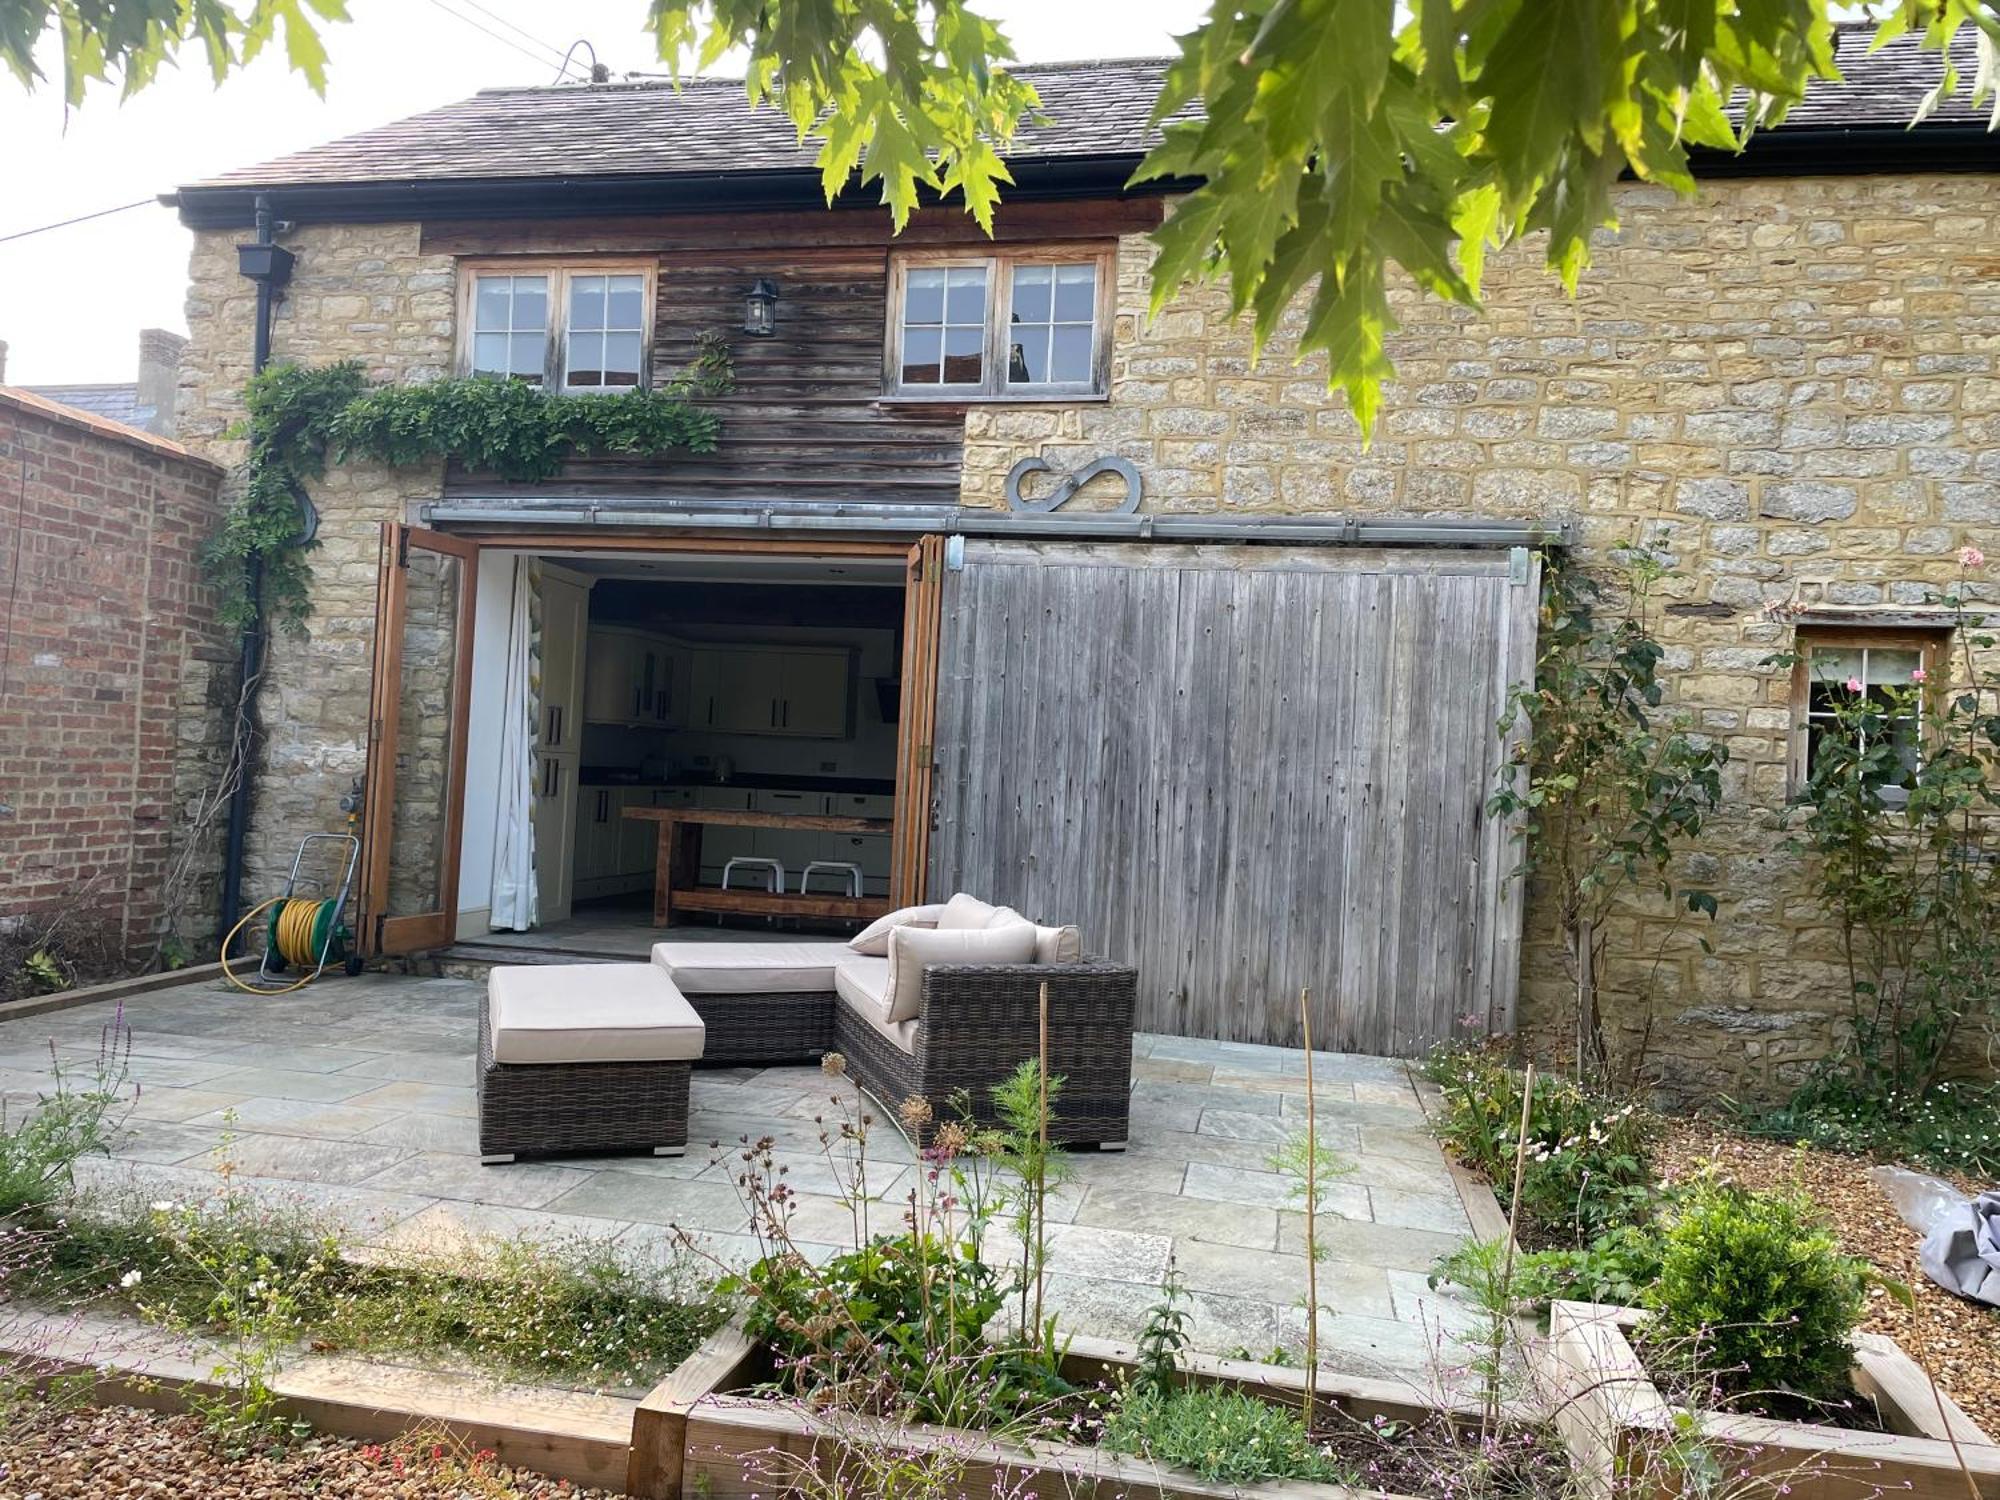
<box><xmin>0</xmin><ymin>1404</ymin><xmax>619</xmax><ymax>1499</ymax></box>
<box><xmin>1657</xmin><ymin>1120</ymin><xmax>2000</xmax><ymax>1434</ymax></box>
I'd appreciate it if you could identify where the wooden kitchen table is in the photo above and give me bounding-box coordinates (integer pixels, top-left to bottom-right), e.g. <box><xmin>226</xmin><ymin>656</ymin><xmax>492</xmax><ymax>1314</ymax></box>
<box><xmin>621</xmin><ymin>805</ymin><xmax>894</xmax><ymax>927</ymax></box>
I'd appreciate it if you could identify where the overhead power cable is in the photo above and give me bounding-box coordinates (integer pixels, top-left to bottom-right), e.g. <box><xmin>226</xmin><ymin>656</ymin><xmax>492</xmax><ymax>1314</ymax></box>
<box><xmin>0</xmin><ymin>198</ymin><xmax>154</xmax><ymax>246</ymax></box>
<box><xmin>416</xmin><ymin>0</ymin><xmax>586</xmax><ymax>81</ymax></box>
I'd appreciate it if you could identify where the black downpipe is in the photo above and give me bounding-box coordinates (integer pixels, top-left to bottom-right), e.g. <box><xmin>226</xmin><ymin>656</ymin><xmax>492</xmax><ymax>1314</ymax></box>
<box><xmin>217</xmin><ymin>194</ymin><xmax>295</xmax><ymax>951</ymax></box>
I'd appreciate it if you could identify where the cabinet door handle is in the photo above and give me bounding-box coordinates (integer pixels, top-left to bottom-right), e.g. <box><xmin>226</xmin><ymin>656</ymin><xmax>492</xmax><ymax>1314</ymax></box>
<box><xmin>782</xmin><ymin>699</ymin><xmax>789</xmax><ymax>728</ymax></box>
<box><xmin>707</xmin><ymin>696</ymin><xmax>715</xmax><ymax>726</ymax></box>
<box><xmin>770</xmin><ymin>699</ymin><xmax>778</xmax><ymax>727</ymax></box>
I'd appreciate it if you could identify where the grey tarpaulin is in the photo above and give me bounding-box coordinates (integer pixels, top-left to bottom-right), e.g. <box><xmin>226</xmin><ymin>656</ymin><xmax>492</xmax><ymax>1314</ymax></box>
<box><xmin>1921</xmin><ymin>1191</ymin><xmax>2000</xmax><ymax>1307</ymax></box>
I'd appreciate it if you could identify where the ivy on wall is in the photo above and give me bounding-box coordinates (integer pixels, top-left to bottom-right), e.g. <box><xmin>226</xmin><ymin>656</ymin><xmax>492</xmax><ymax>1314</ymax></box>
<box><xmin>208</xmin><ymin>336</ymin><xmax>732</xmax><ymax>632</ymax></box>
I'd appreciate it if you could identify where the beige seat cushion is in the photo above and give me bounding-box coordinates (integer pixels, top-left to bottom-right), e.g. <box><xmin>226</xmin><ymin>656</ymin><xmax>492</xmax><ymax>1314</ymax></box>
<box><xmin>833</xmin><ymin>976</ymin><xmax>921</xmax><ymax>1056</ymax></box>
<box><xmin>883</xmin><ymin>921</ymin><xmax>1037</xmax><ymax>1023</ymax></box>
<box><xmin>847</xmin><ymin>903</ymin><xmax>945</xmax><ymax>957</ymax></box>
<box><xmin>650</xmin><ymin>940</ymin><xmax>850</xmax><ymax>994</ymax></box>
<box><xmin>488</xmin><ymin>963</ymin><xmax>704</xmax><ymax>1066</ymax></box>
<box><xmin>833</xmin><ymin>955</ymin><xmax>890</xmax><ymax>1012</ymax></box>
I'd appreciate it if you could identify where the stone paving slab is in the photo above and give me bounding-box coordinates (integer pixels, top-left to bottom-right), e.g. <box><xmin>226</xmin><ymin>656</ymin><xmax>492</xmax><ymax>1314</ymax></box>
<box><xmin>0</xmin><ymin>971</ymin><xmax>1483</xmax><ymax>1387</ymax></box>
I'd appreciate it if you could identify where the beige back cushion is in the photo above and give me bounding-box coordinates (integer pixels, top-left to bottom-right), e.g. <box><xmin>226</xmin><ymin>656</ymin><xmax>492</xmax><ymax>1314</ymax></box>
<box><xmin>935</xmin><ymin>892</ymin><xmax>998</xmax><ymax>930</ymax></box>
<box><xmin>847</xmin><ymin>903</ymin><xmax>945</xmax><ymax>957</ymax></box>
<box><xmin>883</xmin><ymin>921</ymin><xmax>1037</xmax><ymax>1023</ymax></box>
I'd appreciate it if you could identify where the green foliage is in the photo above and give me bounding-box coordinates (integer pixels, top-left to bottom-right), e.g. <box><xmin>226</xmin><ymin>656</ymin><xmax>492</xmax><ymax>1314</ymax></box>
<box><xmin>1489</xmin><ymin>550</ymin><xmax>1729</xmax><ymax>1082</ymax></box>
<box><xmin>212</xmin><ymin>349</ymin><xmax>729</xmax><ymax>634</ymax></box>
<box><xmin>1425</xmin><ymin>1043</ymin><xmax>1655</xmax><ymax>1244</ymax></box>
<box><xmin>1133</xmin><ymin>1265</ymin><xmax>1193</xmax><ymax>1398</ymax></box>
<box><xmin>988</xmin><ymin>1057</ymin><xmax>1075</xmax><ymax>1348</ymax></box>
<box><xmin>1644</xmin><ymin>1176</ymin><xmax>1868</xmax><ymax>1406</ymax></box>
<box><xmin>1438</xmin><ymin>1224</ymin><xmax>1665</xmax><ymax>1313</ymax></box>
<box><xmin>0</xmin><ymin>1021</ymin><xmax>129</xmax><ymax>1217</ymax></box>
<box><xmin>726</xmin><ymin>1233</ymin><xmax>1068</xmax><ymax>1427</ymax></box>
<box><xmin>645</xmin><ymin>0</ymin><xmax>1037</xmax><ymax>233</ymax></box>
<box><xmin>1763</xmin><ymin>573</ymin><xmax>2000</xmax><ymax>1124</ymax></box>
<box><xmin>1</xmin><ymin>0</ymin><xmax>349</xmax><ymax>106</ymax></box>
<box><xmin>1739</xmin><ymin>1078</ymin><xmax>2000</xmax><ymax>1178</ymax></box>
<box><xmin>20</xmin><ymin>949</ymin><xmax>67</xmax><ymax>995</ymax></box>
<box><xmin>1102</xmin><ymin>1384</ymin><xmax>1353</xmax><ymax>1486</ymax></box>
<box><xmin>645</xmin><ymin>1</ymin><xmax>1997</xmax><ymax>435</ymax></box>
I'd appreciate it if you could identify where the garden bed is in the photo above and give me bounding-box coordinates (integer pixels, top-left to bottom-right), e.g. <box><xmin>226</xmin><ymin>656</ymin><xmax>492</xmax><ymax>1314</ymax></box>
<box><xmin>651</xmin><ymin>1321</ymin><xmax>1507</xmax><ymax>1500</ymax></box>
<box><xmin>1</xmin><ymin>1400</ymin><xmax>618</xmax><ymax>1498</ymax></box>
<box><xmin>1541</xmin><ymin>1300</ymin><xmax>2000</xmax><ymax>1500</ymax></box>
<box><xmin>1658</xmin><ymin>1118</ymin><xmax>2000</xmax><ymax>1433</ymax></box>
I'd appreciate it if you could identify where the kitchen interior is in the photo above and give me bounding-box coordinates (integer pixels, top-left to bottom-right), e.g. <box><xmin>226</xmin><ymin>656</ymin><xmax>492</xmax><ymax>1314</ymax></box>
<box><xmin>527</xmin><ymin>553</ymin><xmax>905</xmax><ymax>943</ymax></box>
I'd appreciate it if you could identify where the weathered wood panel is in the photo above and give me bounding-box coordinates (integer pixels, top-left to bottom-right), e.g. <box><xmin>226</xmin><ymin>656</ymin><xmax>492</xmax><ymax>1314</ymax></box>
<box><xmin>927</xmin><ymin>541</ymin><xmax>1538</xmax><ymax>1056</ymax></box>
<box><xmin>444</xmin><ymin>247</ymin><xmax>968</xmax><ymax>506</ymax></box>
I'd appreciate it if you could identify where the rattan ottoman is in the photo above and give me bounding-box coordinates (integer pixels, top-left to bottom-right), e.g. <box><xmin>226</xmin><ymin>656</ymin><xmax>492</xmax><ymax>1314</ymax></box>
<box><xmin>478</xmin><ymin>963</ymin><xmax>704</xmax><ymax>1164</ymax></box>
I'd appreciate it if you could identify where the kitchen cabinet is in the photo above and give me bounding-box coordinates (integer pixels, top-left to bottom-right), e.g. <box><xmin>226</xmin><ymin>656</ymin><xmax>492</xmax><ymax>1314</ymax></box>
<box><xmin>687</xmin><ymin>645</ymin><xmax>855</xmax><ymax>738</ymax></box>
<box><xmin>583</xmin><ymin>628</ymin><xmax>682</xmax><ymax>727</ymax></box>
<box><xmin>533</xmin><ymin>573</ymin><xmax>589</xmax><ymax>921</ymax></box>
<box><xmin>531</xmin><ymin>752</ymin><xmax>577</xmax><ymax>919</ymax></box>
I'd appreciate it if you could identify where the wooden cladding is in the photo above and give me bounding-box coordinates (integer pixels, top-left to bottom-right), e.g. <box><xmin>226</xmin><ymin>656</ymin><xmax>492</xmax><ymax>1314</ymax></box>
<box><xmin>443</xmin><ymin>246</ymin><xmax>969</xmax><ymax>507</ymax></box>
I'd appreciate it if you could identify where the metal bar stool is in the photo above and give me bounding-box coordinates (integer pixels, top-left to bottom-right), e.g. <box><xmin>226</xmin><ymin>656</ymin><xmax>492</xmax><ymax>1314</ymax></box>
<box><xmin>800</xmin><ymin>860</ymin><xmax>864</xmax><ymax>898</ymax></box>
<box><xmin>721</xmin><ymin>856</ymin><xmax>786</xmax><ymax>928</ymax></box>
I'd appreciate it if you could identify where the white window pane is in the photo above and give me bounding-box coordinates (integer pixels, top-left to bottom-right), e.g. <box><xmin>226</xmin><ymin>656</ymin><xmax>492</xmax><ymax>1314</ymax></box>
<box><xmin>1864</xmin><ymin>648</ymin><xmax>1921</xmax><ymax>685</ymax></box>
<box><xmin>1053</xmin><ymin>262</ymin><xmax>1096</xmax><ymax>322</ymax></box>
<box><xmin>901</xmin><ymin>326</ymin><xmax>942</xmax><ymax>384</ymax></box>
<box><xmin>905</xmin><ymin>269</ymin><xmax>946</xmax><ymax>325</ymax></box>
<box><xmin>475</xmin><ymin>279</ymin><xmax>513</xmax><ymax>332</ymax></box>
<box><xmin>606</xmin><ymin>278</ymin><xmax>645</xmax><ymax>330</ymax></box>
<box><xmin>1049</xmin><ymin>324</ymin><xmax>1093</xmax><ymax>382</ymax></box>
<box><xmin>472</xmin><ymin>331</ymin><xmax>509</xmax><ymax>374</ymax></box>
<box><xmin>942</xmin><ymin>325</ymin><xmax>984</xmax><ymax>383</ymax></box>
<box><xmin>566</xmin><ymin>328</ymin><xmax>603</xmax><ymax>387</ymax></box>
<box><xmin>1810</xmin><ymin>647</ymin><xmax>1863</xmax><ymax>682</ymax></box>
<box><xmin>1011</xmin><ymin>265</ymin><xmax>1052</xmax><ymax>324</ymax></box>
<box><xmin>513</xmin><ymin>280</ymin><xmax>548</xmax><ymax>332</ymax></box>
<box><xmin>570</xmin><ymin>277</ymin><xmax>606</xmax><ymax>331</ymax></box>
<box><xmin>945</xmin><ymin>266</ymin><xmax>988</xmax><ymax>324</ymax></box>
<box><xmin>510</xmin><ymin>332</ymin><xmax>543</xmax><ymax>377</ymax></box>
<box><xmin>602</xmin><ymin>331</ymin><xmax>643</xmax><ymax>381</ymax></box>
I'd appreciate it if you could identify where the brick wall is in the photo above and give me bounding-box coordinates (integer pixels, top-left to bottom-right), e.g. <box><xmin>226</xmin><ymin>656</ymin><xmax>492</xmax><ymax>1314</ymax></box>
<box><xmin>0</xmin><ymin>389</ymin><xmax>231</xmax><ymax>966</ymax></box>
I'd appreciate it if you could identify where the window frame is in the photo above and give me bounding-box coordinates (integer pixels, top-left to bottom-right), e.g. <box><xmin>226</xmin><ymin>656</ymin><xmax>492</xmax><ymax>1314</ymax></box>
<box><xmin>455</xmin><ymin>258</ymin><xmax>657</xmax><ymax>393</ymax></box>
<box><xmin>882</xmin><ymin>245</ymin><xmax>1116</xmax><ymax>403</ymax></box>
<box><xmin>1786</xmin><ymin>626</ymin><xmax>1950</xmax><ymax>798</ymax></box>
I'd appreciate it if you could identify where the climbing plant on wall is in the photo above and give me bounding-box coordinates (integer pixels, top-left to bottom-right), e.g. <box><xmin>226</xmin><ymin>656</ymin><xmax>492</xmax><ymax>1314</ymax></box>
<box><xmin>1488</xmin><ymin>547</ymin><xmax>1730</xmax><ymax>1086</ymax></box>
<box><xmin>208</xmin><ymin>336</ymin><xmax>731</xmax><ymax>633</ymax></box>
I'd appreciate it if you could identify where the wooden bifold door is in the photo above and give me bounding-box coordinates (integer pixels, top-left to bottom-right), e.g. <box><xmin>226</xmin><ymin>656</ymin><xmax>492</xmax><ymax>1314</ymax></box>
<box><xmin>359</xmin><ymin>523</ymin><xmax>480</xmax><ymax>957</ymax></box>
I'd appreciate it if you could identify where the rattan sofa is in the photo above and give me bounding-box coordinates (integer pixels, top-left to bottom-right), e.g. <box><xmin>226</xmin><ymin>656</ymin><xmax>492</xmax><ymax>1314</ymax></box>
<box><xmin>651</xmin><ymin>936</ymin><xmax>1138</xmax><ymax>1149</ymax></box>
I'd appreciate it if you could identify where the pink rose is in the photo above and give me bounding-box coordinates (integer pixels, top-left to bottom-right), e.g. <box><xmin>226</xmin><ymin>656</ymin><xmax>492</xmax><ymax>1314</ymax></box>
<box><xmin>1961</xmin><ymin>545</ymin><xmax>1987</xmax><ymax>570</ymax></box>
<box><xmin>1910</xmin><ymin>667</ymin><xmax>1927</xmax><ymax>684</ymax></box>
<box><xmin>1845</xmin><ymin>676</ymin><xmax>1863</xmax><ymax>693</ymax></box>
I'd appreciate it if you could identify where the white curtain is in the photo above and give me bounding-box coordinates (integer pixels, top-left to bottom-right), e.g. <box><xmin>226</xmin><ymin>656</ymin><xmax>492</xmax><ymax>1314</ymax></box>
<box><xmin>489</xmin><ymin>557</ymin><xmax>539</xmax><ymax>931</ymax></box>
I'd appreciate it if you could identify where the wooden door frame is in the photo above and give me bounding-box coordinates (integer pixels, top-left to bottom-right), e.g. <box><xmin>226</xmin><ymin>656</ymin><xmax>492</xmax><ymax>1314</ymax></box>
<box><xmin>363</xmin><ymin>526</ymin><xmax>934</xmax><ymax>955</ymax></box>
<box><xmin>360</xmin><ymin>523</ymin><xmax>482</xmax><ymax>956</ymax></box>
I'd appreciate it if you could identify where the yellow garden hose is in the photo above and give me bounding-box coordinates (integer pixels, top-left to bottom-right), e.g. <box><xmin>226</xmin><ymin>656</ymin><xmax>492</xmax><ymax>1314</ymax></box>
<box><xmin>220</xmin><ymin>895</ymin><xmax>347</xmax><ymax>995</ymax></box>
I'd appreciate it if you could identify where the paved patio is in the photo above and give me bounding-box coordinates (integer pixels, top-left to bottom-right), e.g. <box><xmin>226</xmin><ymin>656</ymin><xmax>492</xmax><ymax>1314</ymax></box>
<box><xmin>0</xmin><ymin>972</ymin><xmax>1483</xmax><ymax>1385</ymax></box>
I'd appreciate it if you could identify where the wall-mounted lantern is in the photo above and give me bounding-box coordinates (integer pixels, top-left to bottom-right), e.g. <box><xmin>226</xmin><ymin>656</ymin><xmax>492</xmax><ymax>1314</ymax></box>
<box><xmin>743</xmin><ymin>277</ymin><xmax>780</xmax><ymax>337</ymax></box>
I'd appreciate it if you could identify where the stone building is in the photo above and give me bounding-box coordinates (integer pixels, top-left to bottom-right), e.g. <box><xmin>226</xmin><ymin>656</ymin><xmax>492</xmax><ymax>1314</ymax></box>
<box><xmin>164</xmin><ymin>30</ymin><xmax>1997</xmax><ymax>1098</ymax></box>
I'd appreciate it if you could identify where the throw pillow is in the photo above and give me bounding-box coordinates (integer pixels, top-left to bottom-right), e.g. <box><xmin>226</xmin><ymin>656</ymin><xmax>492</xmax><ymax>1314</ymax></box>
<box><xmin>848</xmin><ymin>902</ymin><xmax>945</xmax><ymax>956</ymax></box>
<box><xmin>936</xmin><ymin>892</ymin><xmax>999</xmax><ymax>930</ymax></box>
<box><xmin>883</xmin><ymin>921</ymin><xmax>1037</xmax><ymax>1023</ymax></box>
<box><xmin>1032</xmin><ymin>924</ymin><xmax>1083</xmax><ymax>964</ymax></box>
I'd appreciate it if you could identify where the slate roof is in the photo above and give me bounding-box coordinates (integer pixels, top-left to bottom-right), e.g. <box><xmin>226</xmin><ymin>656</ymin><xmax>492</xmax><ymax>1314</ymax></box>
<box><xmin>181</xmin><ymin>28</ymin><xmax>1989</xmax><ymax>195</ymax></box>
<box><xmin>21</xmin><ymin>382</ymin><xmax>153</xmax><ymax>431</ymax></box>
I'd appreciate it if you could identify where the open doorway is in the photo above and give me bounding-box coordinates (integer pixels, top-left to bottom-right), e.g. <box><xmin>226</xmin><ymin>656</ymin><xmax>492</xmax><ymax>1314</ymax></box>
<box><xmin>397</xmin><ymin>539</ymin><xmax>938</xmax><ymax>961</ymax></box>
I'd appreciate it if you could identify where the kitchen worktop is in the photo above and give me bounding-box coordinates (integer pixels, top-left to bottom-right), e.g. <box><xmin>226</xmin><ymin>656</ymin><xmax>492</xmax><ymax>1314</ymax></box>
<box><xmin>577</xmin><ymin>769</ymin><xmax>896</xmax><ymax>797</ymax></box>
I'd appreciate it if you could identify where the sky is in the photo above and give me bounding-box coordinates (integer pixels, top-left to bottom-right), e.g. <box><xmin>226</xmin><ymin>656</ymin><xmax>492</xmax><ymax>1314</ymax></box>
<box><xmin>0</xmin><ymin>0</ymin><xmax>1207</xmax><ymax>387</ymax></box>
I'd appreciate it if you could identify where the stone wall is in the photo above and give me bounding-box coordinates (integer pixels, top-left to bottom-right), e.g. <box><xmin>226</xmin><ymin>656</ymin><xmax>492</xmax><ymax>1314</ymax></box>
<box><xmin>0</xmin><ymin>389</ymin><xmax>231</xmax><ymax>968</ymax></box>
<box><xmin>178</xmin><ymin>223</ymin><xmax>452</xmax><ymax>909</ymax></box>
<box><xmin>172</xmin><ymin>174</ymin><xmax>2000</xmax><ymax>1096</ymax></box>
<box><xmin>964</xmin><ymin>171</ymin><xmax>2000</xmax><ymax>1099</ymax></box>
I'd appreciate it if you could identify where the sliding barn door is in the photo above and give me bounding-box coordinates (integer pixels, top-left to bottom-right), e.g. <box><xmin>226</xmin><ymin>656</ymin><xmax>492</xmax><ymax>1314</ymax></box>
<box><xmin>927</xmin><ymin>541</ymin><xmax>1539</xmax><ymax>1056</ymax></box>
<box><xmin>358</xmin><ymin>524</ymin><xmax>480</xmax><ymax>957</ymax></box>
